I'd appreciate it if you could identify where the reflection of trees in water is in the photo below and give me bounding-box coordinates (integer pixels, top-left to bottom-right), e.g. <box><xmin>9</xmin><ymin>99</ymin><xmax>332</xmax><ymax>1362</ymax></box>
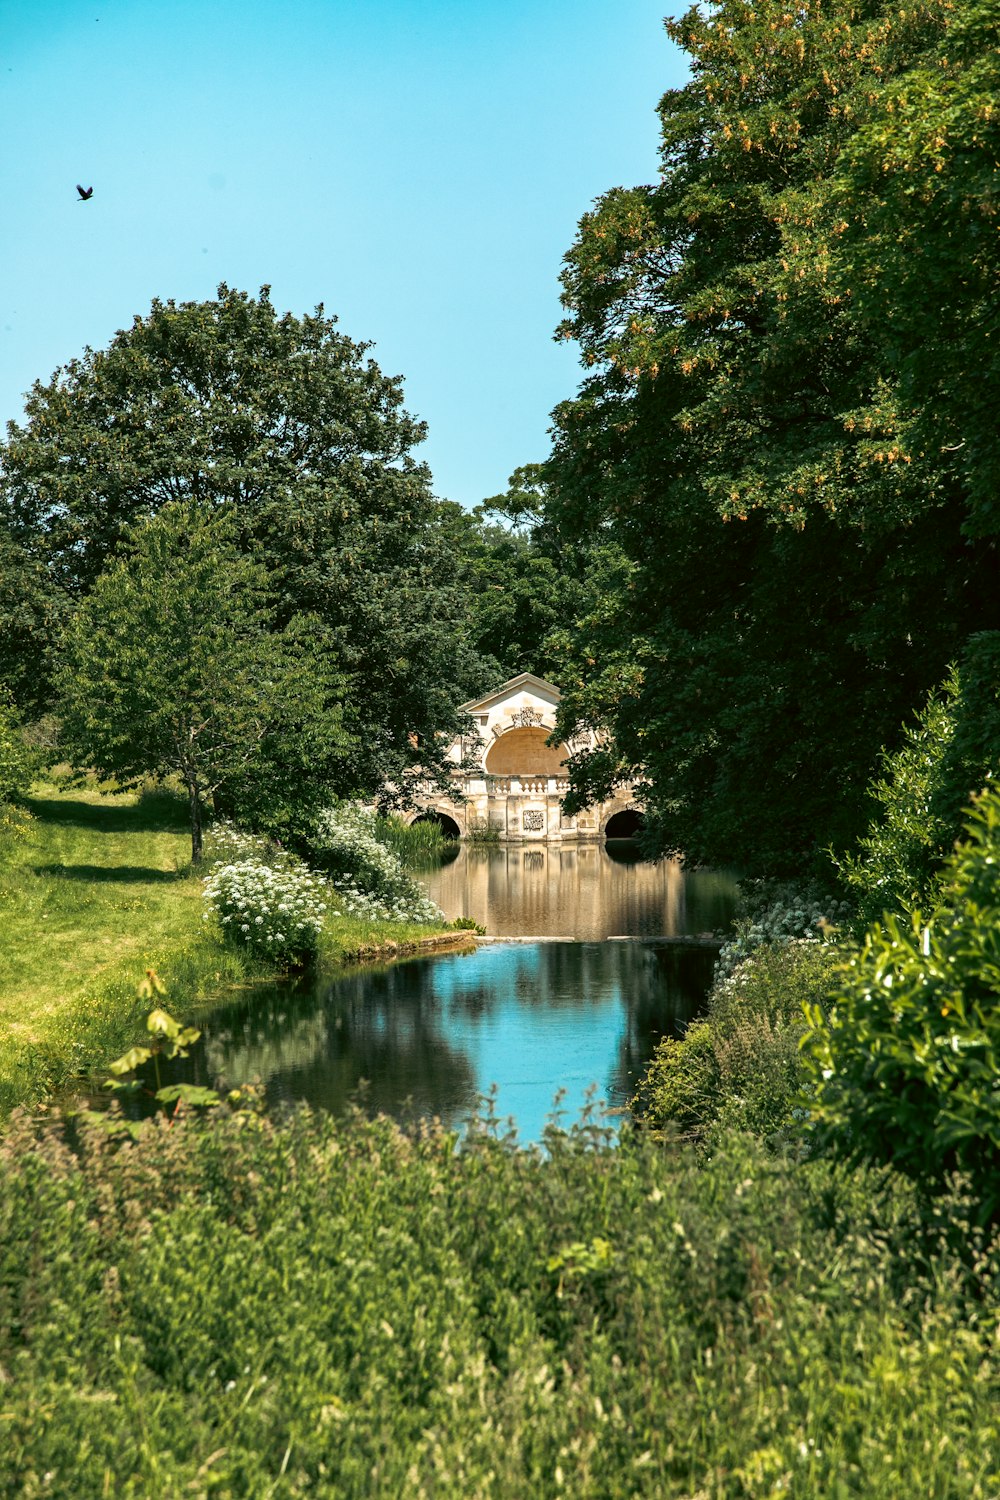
<box><xmin>201</xmin><ymin>959</ymin><xmax>477</xmax><ymax>1122</ymax></box>
<box><xmin>193</xmin><ymin>941</ymin><xmax>718</xmax><ymax>1131</ymax></box>
<box><xmin>607</xmin><ymin>945</ymin><xmax>718</xmax><ymax>1106</ymax></box>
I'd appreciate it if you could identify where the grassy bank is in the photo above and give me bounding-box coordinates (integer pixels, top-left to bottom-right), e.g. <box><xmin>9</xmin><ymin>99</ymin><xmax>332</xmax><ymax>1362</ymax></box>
<box><xmin>0</xmin><ymin>783</ymin><xmax>455</xmax><ymax>1114</ymax></box>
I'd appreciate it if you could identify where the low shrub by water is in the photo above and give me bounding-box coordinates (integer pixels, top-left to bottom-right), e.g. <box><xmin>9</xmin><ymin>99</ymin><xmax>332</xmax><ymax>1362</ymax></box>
<box><xmin>307</xmin><ymin>802</ymin><xmax>445</xmax><ymax>924</ymax></box>
<box><xmin>633</xmin><ymin>940</ymin><xmax>840</xmax><ymax>1143</ymax></box>
<box><xmin>1</xmin><ymin>1104</ymin><xmax>997</xmax><ymax>1498</ymax></box>
<box><xmin>374</xmin><ymin>812</ymin><xmax>451</xmax><ymax>865</ymax></box>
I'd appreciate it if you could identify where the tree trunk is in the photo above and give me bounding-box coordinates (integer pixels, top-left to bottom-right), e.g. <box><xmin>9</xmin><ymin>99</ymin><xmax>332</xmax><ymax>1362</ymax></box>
<box><xmin>187</xmin><ymin>778</ymin><xmax>204</xmax><ymax>864</ymax></box>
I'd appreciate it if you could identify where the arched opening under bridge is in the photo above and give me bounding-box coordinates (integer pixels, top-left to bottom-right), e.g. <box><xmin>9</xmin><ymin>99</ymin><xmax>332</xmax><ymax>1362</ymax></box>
<box><xmin>604</xmin><ymin>809</ymin><xmax>645</xmax><ymax>841</ymax></box>
<box><xmin>411</xmin><ymin>811</ymin><xmax>461</xmax><ymax>840</ymax></box>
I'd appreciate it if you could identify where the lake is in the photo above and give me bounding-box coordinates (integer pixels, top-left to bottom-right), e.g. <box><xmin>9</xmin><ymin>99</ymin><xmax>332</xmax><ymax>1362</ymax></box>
<box><xmin>185</xmin><ymin>848</ymin><xmax>737</xmax><ymax>1142</ymax></box>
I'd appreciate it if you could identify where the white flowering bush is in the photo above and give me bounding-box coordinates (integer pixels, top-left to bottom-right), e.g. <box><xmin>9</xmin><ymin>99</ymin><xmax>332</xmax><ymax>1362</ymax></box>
<box><xmin>204</xmin><ymin>818</ymin><xmax>290</xmax><ymax>869</ymax></box>
<box><xmin>715</xmin><ymin>880</ymin><xmax>853</xmax><ymax>981</ymax></box>
<box><xmin>202</xmin><ymin>857</ymin><xmax>331</xmax><ymax>963</ymax></box>
<box><xmin>307</xmin><ymin>802</ymin><xmax>445</xmax><ymax>925</ymax></box>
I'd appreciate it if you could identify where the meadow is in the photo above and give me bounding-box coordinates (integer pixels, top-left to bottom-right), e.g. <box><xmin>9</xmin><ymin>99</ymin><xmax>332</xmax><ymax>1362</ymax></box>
<box><xmin>0</xmin><ymin>782</ymin><xmax>453</xmax><ymax>1114</ymax></box>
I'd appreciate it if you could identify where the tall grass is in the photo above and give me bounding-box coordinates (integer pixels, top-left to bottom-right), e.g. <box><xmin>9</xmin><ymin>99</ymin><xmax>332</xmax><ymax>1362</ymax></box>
<box><xmin>1</xmin><ymin>1106</ymin><xmax>997</xmax><ymax>1498</ymax></box>
<box><xmin>374</xmin><ymin>812</ymin><xmax>452</xmax><ymax>865</ymax></box>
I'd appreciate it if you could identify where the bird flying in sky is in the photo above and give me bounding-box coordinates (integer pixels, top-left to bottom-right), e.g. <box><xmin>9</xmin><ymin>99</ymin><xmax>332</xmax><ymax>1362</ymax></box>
<box><xmin>76</xmin><ymin>184</ymin><xmax>93</xmax><ymax>200</ymax></box>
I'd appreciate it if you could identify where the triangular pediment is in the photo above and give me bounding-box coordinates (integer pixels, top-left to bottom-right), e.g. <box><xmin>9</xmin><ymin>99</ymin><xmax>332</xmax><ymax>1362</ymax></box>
<box><xmin>459</xmin><ymin>672</ymin><xmax>562</xmax><ymax>715</ymax></box>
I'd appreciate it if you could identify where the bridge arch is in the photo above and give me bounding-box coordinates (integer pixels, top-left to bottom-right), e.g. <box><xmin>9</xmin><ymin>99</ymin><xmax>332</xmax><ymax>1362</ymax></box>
<box><xmin>603</xmin><ymin>807</ymin><xmax>645</xmax><ymax>840</ymax></box>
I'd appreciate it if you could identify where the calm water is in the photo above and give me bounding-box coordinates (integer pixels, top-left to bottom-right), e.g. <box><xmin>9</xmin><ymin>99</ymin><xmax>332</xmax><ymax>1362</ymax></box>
<box><xmin>419</xmin><ymin>843</ymin><xmax>736</xmax><ymax>939</ymax></box>
<box><xmin>193</xmin><ymin>938</ymin><xmax>722</xmax><ymax>1142</ymax></box>
<box><xmin>156</xmin><ymin>852</ymin><xmax>737</xmax><ymax>1142</ymax></box>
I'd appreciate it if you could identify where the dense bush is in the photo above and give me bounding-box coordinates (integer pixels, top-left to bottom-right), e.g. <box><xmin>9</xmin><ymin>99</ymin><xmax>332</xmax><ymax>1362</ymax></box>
<box><xmin>635</xmin><ymin>940</ymin><xmax>841</xmax><ymax>1144</ymax></box>
<box><xmin>1</xmin><ymin>1104</ymin><xmax>998</xmax><ymax>1498</ymax></box>
<box><xmin>374</xmin><ymin>813</ymin><xmax>451</xmax><ymax>865</ymax></box>
<box><xmin>307</xmin><ymin>802</ymin><xmax>444</xmax><ymax>924</ymax></box>
<box><xmin>837</xmin><ymin>640</ymin><xmax>1000</xmax><ymax>928</ymax></box>
<box><xmin>716</xmin><ymin>879</ymin><xmax>852</xmax><ymax>981</ymax></box>
<box><xmin>202</xmin><ymin>858</ymin><xmax>329</xmax><ymax>964</ymax></box>
<box><xmin>806</xmin><ymin>786</ymin><xmax>1000</xmax><ymax>1219</ymax></box>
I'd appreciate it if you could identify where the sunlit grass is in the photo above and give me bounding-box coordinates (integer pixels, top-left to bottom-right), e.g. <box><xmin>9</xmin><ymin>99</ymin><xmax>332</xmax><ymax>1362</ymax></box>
<box><xmin>0</xmin><ymin>781</ymin><xmax>456</xmax><ymax>1113</ymax></box>
<box><xmin>0</xmin><ymin>781</ymin><xmax>200</xmax><ymax>1038</ymax></box>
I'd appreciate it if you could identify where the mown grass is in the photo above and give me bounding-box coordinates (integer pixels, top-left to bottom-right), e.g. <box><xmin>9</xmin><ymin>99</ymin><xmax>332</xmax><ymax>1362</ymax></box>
<box><xmin>0</xmin><ymin>783</ymin><xmax>454</xmax><ymax>1115</ymax></box>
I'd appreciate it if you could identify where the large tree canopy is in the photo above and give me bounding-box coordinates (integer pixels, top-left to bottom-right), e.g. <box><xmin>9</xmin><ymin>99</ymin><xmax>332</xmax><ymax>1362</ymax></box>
<box><xmin>1</xmin><ymin>285</ymin><xmax>490</xmax><ymax>793</ymax></box>
<box><xmin>546</xmin><ymin>0</ymin><xmax>1000</xmax><ymax>872</ymax></box>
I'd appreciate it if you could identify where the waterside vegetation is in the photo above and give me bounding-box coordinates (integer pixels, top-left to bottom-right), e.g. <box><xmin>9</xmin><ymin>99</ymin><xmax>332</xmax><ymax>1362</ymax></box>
<box><xmin>0</xmin><ymin>783</ymin><xmax>458</xmax><ymax>1116</ymax></box>
<box><xmin>2</xmin><ymin>1104</ymin><xmax>998</xmax><ymax>1498</ymax></box>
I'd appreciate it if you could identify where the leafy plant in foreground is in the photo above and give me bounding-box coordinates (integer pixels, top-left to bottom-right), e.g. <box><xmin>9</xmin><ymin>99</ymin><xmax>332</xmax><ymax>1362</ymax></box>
<box><xmin>805</xmin><ymin>785</ymin><xmax>1000</xmax><ymax>1219</ymax></box>
<box><xmin>104</xmin><ymin>971</ymin><xmax>220</xmax><ymax>1115</ymax></box>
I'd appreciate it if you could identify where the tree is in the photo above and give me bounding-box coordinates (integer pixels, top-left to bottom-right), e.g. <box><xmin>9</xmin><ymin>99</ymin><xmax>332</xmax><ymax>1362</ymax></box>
<box><xmin>544</xmin><ymin>0</ymin><xmax>1000</xmax><ymax>872</ymax></box>
<box><xmin>439</xmin><ymin>465</ymin><xmax>607</xmax><ymax>686</ymax></box>
<box><xmin>56</xmin><ymin>504</ymin><xmax>348</xmax><ymax>861</ymax></box>
<box><xmin>0</xmin><ymin>693</ymin><xmax>33</xmax><ymax>852</ymax></box>
<box><xmin>2</xmin><ymin>285</ymin><xmax>487</xmax><ymax>788</ymax></box>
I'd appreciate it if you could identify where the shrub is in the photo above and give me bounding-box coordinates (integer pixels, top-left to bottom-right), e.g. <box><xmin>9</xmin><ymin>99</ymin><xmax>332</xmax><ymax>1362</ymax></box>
<box><xmin>716</xmin><ymin>878</ymin><xmax>852</xmax><ymax>981</ymax></box>
<box><xmin>836</xmin><ymin>638</ymin><xmax>1000</xmax><ymax>929</ymax></box>
<box><xmin>374</xmin><ymin>813</ymin><xmax>451</xmax><ymax>865</ymax></box>
<box><xmin>466</xmin><ymin>815</ymin><xmax>501</xmax><ymax>845</ymax></box>
<box><xmin>0</xmin><ymin>1105</ymin><xmax>998</xmax><ymax>1498</ymax></box>
<box><xmin>202</xmin><ymin>856</ymin><xmax>329</xmax><ymax>963</ymax></box>
<box><xmin>307</xmin><ymin>802</ymin><xmax>444</xmax><ymax>924</ymax></box>
<box><xmin>805</xmin><ymin>785</ymin><xmax>1000</xmax><ymax>1219</ymax></box>
<box><xmin>835</xmin><ymin>671</ymin><xmax>960</xmax><ymax>926</ymax></box>
<box><xmin>635</xmin><ymin>940</ymin><xmax>842</xmax><ymax>1143</ymax></box>
<box><xmin>204</xmin><ymin>815</ymin><xmax>289</xmax><ymax>868</ymax></box>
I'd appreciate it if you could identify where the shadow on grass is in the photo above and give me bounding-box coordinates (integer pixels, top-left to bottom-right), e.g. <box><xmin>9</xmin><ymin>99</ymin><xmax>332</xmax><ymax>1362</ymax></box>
<box><xmin>33</xmin><ymin>863</ymin><xmax>187</xmax><ymax>885</ymax></box>
<box><xmin>25</xmin><ymin>792</ymin><xmax>190</xmax><ymax>835</ymax></box>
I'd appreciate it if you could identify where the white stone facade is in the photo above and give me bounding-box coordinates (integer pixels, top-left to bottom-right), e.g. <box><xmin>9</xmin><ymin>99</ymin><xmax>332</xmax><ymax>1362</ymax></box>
<box><xmin>408</xmin><ymin>673</ymin><xmax>643</xmax><ymax>843</ymax></box>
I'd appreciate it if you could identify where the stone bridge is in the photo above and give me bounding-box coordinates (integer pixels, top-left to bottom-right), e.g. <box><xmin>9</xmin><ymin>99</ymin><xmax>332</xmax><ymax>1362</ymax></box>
<box><xmin>407</xmin><ymin>673</ymin><xmax>643</xmax><ymax>844</ymax></box>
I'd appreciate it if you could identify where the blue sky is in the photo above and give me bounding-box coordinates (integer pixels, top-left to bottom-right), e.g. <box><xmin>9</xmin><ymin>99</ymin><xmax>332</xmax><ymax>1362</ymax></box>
<box><xmin>1</xmin><ymin>1</ymin><xmax>687</xmax><ymax>508</ymax></box>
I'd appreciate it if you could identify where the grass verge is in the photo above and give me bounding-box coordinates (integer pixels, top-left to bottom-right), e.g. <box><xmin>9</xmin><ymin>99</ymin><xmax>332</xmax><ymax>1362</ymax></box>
<box><xmin>0</xmin><ymin>782</ymin><xmax>456</xmax><ymax>1115</ymax></box>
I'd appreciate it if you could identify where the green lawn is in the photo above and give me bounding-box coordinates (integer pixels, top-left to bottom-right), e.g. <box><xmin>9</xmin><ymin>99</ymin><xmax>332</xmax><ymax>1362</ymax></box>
<box><xmin>0</xmin><ymin>782</ymin><xmax>455</xmax><ymax>1113</ymax></box>
<box><xmin>1</xmin><ymin>784</ymin><xmax>202</xmax><ymax>1041</ymax></box>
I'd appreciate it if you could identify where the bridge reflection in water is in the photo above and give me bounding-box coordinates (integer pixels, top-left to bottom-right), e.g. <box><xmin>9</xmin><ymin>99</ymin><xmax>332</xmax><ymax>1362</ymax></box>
<box><xmin>418</xmin><ymin>843</ymin><xmax>736</xmax><ymax>942</ymax></box>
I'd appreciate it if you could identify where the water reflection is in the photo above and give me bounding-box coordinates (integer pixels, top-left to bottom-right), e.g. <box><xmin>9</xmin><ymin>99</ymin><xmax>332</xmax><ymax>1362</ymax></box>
<box><xmin>419</xmin><ymin>844</ymin><xmax>736</xmax><ymax>940</ymax></box>
<box><xmin>197</xmin><ymin>940</ymin><xmax>720</xmax><ymax>1143</ymax></box>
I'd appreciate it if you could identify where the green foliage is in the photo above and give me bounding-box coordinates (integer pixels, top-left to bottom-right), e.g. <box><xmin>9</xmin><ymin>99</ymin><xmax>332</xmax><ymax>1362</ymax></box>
<box><xmin>373</xmin><ymin>812</ymin><xmax>450</xmax><ymax>865</ymax></box>
<box><xmin>544</xmin><ymin>0</ymin><xmax>998</xmax><ymax>872</ymax></box>
<box><xmin>103</xmin><ymin>980</ymin><xmax>219</xmax><ymax>1116</ymax></box>
<box><xmin>0</xmin><ymin>693</ymin><xmax>34</xmax><ymax>855</ymax></box>
<box><xmin>806</xmin><ymin>785</ymin><xmax>1000</xmax><ymax>1219</ymax></box>
<box><xmin>438</xmin><ymin>468</ymin><xmax>603</xmax><ymax>687</ymax></box>
<box><xmin>1</xmin><ymin>284</ymin><xmax>491</xmax><ymax>788</ymax></box>
<box><xmin>465</xmin><ymin>815</ymin><xmax>502</xmax><ymax>845</ymax></box>
<box><xmin>718</xmin><ymin>879</ymin><xmax>853</xmax><ymax>980</ymax></box>
<box><xmin>837</xmin><ymin>636</ymin><xmax>1000</xmax><ymax>927</ymax></box>
<box><xmin>1</xmin><ymin>1106</ymin><xmax>998</xmax><ymax>1497</ymax></box>
<box><xmin>635</xmin><ymin>940</ymin><xmax>841</xmax><ymax>1143</ymax></box>
<box><xmin>837</xmin><ymin>671</ymin><xmax>961</xmax><ymax>925</ymax></box>
<box><xmin>55</xmin><ymin>502</ymin><xmax>346</xmax><ymax>861</ymax></box>
<box><xmin>0</xmin><ymin>532</ymin><xmax>64</xmax><ymax>714</ymax></box>
<box><xmin>307</xmin><ymin>802</ymin><xmax>445</xmax><ymax>924</ymax></box>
